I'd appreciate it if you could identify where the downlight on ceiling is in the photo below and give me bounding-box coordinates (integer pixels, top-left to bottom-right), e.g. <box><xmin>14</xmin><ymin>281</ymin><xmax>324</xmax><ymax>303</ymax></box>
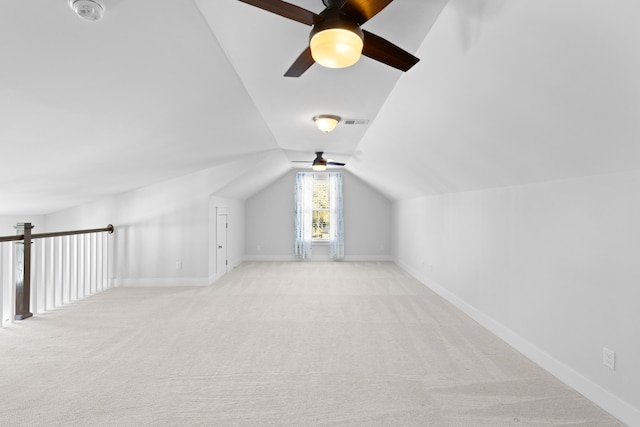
<box><xmin>313</xmin><ymin>115</ymin><xmax>341</xmax><ymax>133</ymax></box>
<box><xmin>68</xmin><ymin>0</ymin><xmax>105</xmax><ymax>22</ymax></box>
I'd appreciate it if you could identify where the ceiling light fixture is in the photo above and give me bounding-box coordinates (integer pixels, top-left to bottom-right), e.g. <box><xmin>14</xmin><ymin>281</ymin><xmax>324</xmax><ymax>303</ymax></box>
<box><xmin>309</xmin><ymin>10</ymin><xmax>364</xmax><ymax>69</ymax></box>
<box><xmin>313</xmin><ymin>114</ymin><xmax>341</xmax><ymax>133</ymax></box>
<box><xmin>312</xmin><ymin>151</ymin><xmax>328</xmax><ymax>171</ymax></box>
<box><xmin>68</xmin><ymin>0</ymin><xmax>105</xmax><ymax>22</ymax></box>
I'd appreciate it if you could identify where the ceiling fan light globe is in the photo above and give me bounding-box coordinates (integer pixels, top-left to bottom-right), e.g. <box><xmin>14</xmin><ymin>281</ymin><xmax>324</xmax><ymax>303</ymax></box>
<box><xmin>310</xmin><ymin>28</ymin><xmax>363</xmax><ymax>68</ymax></box>
<box><xmin>312</xmin><ymin>164</ymin><xmax>327</xmax><ymax>171</ymax></box>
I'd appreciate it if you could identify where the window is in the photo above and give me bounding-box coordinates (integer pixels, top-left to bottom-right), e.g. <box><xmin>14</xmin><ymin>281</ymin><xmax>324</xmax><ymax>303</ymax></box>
<box><xmin>294</xmin><ymin>172</ymin><xmax>344</xmax><ymax>259</ymax></box>
<box><xmin>312</xmin><ymin>175</ymin><xmax>330</xmax><ymax>240</ymax></box>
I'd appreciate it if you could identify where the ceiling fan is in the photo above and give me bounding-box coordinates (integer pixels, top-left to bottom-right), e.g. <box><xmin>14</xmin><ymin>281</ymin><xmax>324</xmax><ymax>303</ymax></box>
<box><xmin>293</xmin><ymin>152</ymin><xmax>346</xmax><ymax>171</ymax></box>
<box><xmin>237</xmin><ymin>0</ymin><xmax>420</xmax><ymax>77</ymax></box>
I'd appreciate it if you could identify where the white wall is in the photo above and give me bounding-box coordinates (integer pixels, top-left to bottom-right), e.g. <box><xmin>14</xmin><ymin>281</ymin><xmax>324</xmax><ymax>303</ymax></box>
<box><xmin>245</xmin><ymin>170</ymin><xmax>392</xmax><ymax>261</ymax></box>
<box><xmin>392</xmin><ymin>170</ymin><xmax>640</xmax><ymax>426</ymax></box>
<box><xmin>44</xmin><ymin>162</ymin><xmax>249</xmax><ymax>287</ymax></box>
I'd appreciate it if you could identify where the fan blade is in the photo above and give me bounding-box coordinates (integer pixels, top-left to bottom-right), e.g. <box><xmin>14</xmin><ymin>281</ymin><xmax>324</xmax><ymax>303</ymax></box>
<box><xmin>326</xmin><ymin>161</ymin><xmax>346</xmax><ymax>166</ymax></box>
<box><xmin>340</xmin><ymin>0</ymin><xmax>394</xmax><ymax>25</ymax></box>
<box><xmin>361</xmin><ymin>29</ymin><xmax>419</xmax><ymax>72</ymax></box>
<box><xmin>238</xmin><ymin>0</ymin><xmax>322</xmax><ymax>26</ymax></box>
<box><xmin>284</xmin><ymin>47</ymin><xmax>315</xmax><ymax>77</ymax></box>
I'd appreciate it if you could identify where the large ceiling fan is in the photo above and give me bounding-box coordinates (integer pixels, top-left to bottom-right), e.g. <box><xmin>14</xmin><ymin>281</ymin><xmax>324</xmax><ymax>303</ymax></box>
<box><xmin>237</xmin><ymin>0</ymin><xmax>420</xmax><ymax>77</ymax></box>
<box><xmin>293</xmin><ymin>152</ymin><xmax>346</xmax><ymax>171</ymax></box>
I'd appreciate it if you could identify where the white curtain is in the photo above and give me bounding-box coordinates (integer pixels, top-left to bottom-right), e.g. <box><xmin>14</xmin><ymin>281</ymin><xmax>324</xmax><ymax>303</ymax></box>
<box><xmin>329</xmin><ymin>173</ymin><xmax>344</xmax><ymax>260</ymax></box>
<box><xmin>294</xmin><ymin>172</ymin><xmax>313</xmax><ymax>259</ymax></box>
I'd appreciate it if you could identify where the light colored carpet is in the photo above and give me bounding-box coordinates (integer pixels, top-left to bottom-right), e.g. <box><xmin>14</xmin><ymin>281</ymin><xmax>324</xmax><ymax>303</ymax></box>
<box><xmin>0</xmin><ymin>261</ymin><xmax>623</xmax><ymax>426</ymax></box>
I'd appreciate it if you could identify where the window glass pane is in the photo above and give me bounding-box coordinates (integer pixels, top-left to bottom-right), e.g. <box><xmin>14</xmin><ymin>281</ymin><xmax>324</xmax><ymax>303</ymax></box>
<box><xmin>311</xmin><ymin>176</ymin><xmax>330</xmax><ymax>240</ymax></box>
<box><xmin>312</xmin><ymin>210</ymin><xmax>330</xmax><ymax>239</ymax></box>
<box><xmin>313</xmin><ymin>179</ymin><xmax>329</xmax><ymax>209</ymax></box>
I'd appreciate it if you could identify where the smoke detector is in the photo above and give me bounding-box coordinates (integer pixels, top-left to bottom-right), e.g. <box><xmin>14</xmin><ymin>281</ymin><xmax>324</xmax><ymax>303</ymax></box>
<box><xmin>68</xmin><ymin>0</ymin><xmax>105</xmax><ymax>22</ymax></box>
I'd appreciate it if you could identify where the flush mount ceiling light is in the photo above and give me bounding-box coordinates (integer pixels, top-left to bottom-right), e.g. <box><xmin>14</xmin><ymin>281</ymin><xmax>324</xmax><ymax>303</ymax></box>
<box><xmin>313</xmin><ymin>114</ymin><xmax>341</xmax><ymax>133</ymax></box>
<box><xmin>68</xmin><ymin>0</ymin><xmax>105</xmax><ymax>22</ymax></box>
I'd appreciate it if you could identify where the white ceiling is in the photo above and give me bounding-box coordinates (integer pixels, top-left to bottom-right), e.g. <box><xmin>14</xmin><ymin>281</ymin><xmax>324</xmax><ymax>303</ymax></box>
<box><xmin>1</xmin><ymin>0</ymin><xmax>639</xmax><ymax>214</ymax></box>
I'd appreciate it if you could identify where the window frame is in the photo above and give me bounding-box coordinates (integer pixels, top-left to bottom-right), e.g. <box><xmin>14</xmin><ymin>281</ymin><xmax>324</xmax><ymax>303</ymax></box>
<box><xmin>311</xmin><ymin>173</ymin><xmax>331</xmax><ymax>242</ymax></box>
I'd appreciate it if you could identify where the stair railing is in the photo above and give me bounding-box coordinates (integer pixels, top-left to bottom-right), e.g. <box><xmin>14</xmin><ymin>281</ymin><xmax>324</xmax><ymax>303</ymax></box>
<box><xmin>0</xmin><ymin>223</ymin><xmax>114</xmax><ymax>324</ymax></box>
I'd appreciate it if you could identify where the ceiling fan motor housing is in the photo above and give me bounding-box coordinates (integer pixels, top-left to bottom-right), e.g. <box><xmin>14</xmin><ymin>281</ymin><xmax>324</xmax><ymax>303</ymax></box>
<box><xmin>322</xmin><ymin>0</ymin><xmax>349</xmax><ymax>8</ymax></box>
<box><xmin>310</xmin><ymin>8</ymin><xmax>364</xmax><ymax>42</ymax></box>
<box><xmin>313</xmin><ymin>152</ymin><xmax>326</xmax><ymax>166</ymax></box>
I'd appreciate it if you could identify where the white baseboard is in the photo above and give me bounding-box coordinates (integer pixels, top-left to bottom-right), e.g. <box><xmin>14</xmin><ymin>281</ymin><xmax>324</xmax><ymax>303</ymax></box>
<box><xmin>208</xmin><ymin>257</ymin><xmax>244</xmax><ymax>285</ymax></box>
<box><xmin>229</xmin><ymin>257</ymin><xmax>243</xmax><ymax>270</ymax></box>
<box><xmin>112</xmin><ymin>277</ymin><xmax>209</xmax><ymax>287</ymax></box>
<box><xmin>243</xmin><ymin>254</ymin><xmax>393</xmax><ymax>262</ymax></box>
<box><xmin>243</xmin><ymin>254</ymin><xmax>297</xmax><ymax>262</ymax></box>
<box><xmin>394</xmin><ymin>259</ymin><xmax>640</xmax><ymax>427</ymax></box>
<box><xmin>344</xmin><ymin>255</ymin><xmax>393</xmax><ymax>261</ymax></box>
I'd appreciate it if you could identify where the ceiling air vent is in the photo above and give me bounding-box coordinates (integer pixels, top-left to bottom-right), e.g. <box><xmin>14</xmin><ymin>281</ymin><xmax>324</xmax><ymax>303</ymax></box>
<box><xmin>342</xmin><ymin>119</ymin><xmax>370</xmax><ymax>125</ymax></box>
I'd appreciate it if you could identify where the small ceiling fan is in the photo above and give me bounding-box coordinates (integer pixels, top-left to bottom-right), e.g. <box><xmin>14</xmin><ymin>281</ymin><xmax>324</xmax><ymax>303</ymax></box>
<box><xmin>293</xmin><ymin>152</ymin><xmax>346</xmax><ymax>170</ymax></box>
<box><xmin>237</xmin><ymin>0</ymin><xmax>420</xmax><ymax>77</ymax></box>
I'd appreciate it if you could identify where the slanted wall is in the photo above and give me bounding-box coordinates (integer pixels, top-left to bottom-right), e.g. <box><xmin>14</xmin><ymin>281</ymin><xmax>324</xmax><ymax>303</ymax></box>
<box><xmin>393</xmin><ymin>170</ymin><xmax>640</xmax><ymax>425</ymax></box>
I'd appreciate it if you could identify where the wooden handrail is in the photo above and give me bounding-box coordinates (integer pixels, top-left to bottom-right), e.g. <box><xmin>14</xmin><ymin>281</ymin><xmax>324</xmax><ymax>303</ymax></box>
<box><xmin>31</xmin><ymin>224</ymin><xmax>114</xmax><ymax>240</ymax></box>
<box><xmin>0</xmin><ymin>235</ymin><xmax>24</xmax><ymax>243</ymax></box>
<box><xmin>0</xmin><ymin>224</ymin><xmax>114</xmax><ymax>243</ymax></box>
<box><xmin>1</xmin><ymin>223</ymin><xmax>114</xmax><ymax>321</ymax></box>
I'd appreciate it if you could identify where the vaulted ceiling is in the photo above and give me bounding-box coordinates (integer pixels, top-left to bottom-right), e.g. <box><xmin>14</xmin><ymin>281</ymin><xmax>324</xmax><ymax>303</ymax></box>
<box><xmin>1</xmin><ymin>0</ymin><xmax>639</xmax><ymax>215</ymax></box>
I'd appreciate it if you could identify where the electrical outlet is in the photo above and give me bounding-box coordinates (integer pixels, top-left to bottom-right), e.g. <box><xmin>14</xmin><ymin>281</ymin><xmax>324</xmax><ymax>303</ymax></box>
<box><xmin>602</xmin><ymin>347</ymin><xmax>616</xmax><ymax>370</ymax></box>
<box><xmin>175</xmin><ymin>261</ymin><xmax>182</xmax><ymax>270</ymax></box>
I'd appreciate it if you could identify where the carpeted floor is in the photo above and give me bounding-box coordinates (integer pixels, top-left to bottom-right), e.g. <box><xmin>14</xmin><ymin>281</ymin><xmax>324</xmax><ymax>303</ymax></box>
<box><xmin>0</xmin><ymin>262</ymin><xmax>623</xmax><ymax>426</ymax></box>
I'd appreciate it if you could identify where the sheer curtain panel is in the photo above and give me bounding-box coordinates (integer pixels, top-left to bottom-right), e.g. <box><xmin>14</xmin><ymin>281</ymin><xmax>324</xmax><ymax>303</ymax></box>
<box><xmin>329</xmin><ymin>173</ymin><xmax>344</xmax><ymax>260</ymax></box>
<box><xmin>294</xmin><ymin>172</ymin><xmax>313</xmax><ymax>259</ymax></box>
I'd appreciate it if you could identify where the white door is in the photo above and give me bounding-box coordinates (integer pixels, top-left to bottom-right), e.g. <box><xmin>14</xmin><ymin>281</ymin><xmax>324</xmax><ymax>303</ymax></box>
<box><xmin>216</xmin><ymin>214</ymin><xmax>228</xmax><ymax>276</ymax></box>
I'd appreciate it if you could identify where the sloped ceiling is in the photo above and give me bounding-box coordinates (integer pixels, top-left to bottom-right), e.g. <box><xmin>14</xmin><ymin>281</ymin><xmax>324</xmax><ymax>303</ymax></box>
<box><xmin>349</xmin><ymin>0</ymin><xmax>640</xmax><ymax>199</ymax></box>
<box><xmin>1</xmin><ymin>0</ymin><xmax>283</xmax><ymax>214</ymax></box>
<box><xmin>1</xmin><ymin>0</ymin><xmax>639</xmax><ymax>215</ymax></box>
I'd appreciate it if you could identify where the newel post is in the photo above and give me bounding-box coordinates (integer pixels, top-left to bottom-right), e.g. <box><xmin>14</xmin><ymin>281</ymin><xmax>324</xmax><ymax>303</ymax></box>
<box><xmin>14</xmin><ymin>222</ymin><xmax>34</xmax><ymax>320</ymax></box>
